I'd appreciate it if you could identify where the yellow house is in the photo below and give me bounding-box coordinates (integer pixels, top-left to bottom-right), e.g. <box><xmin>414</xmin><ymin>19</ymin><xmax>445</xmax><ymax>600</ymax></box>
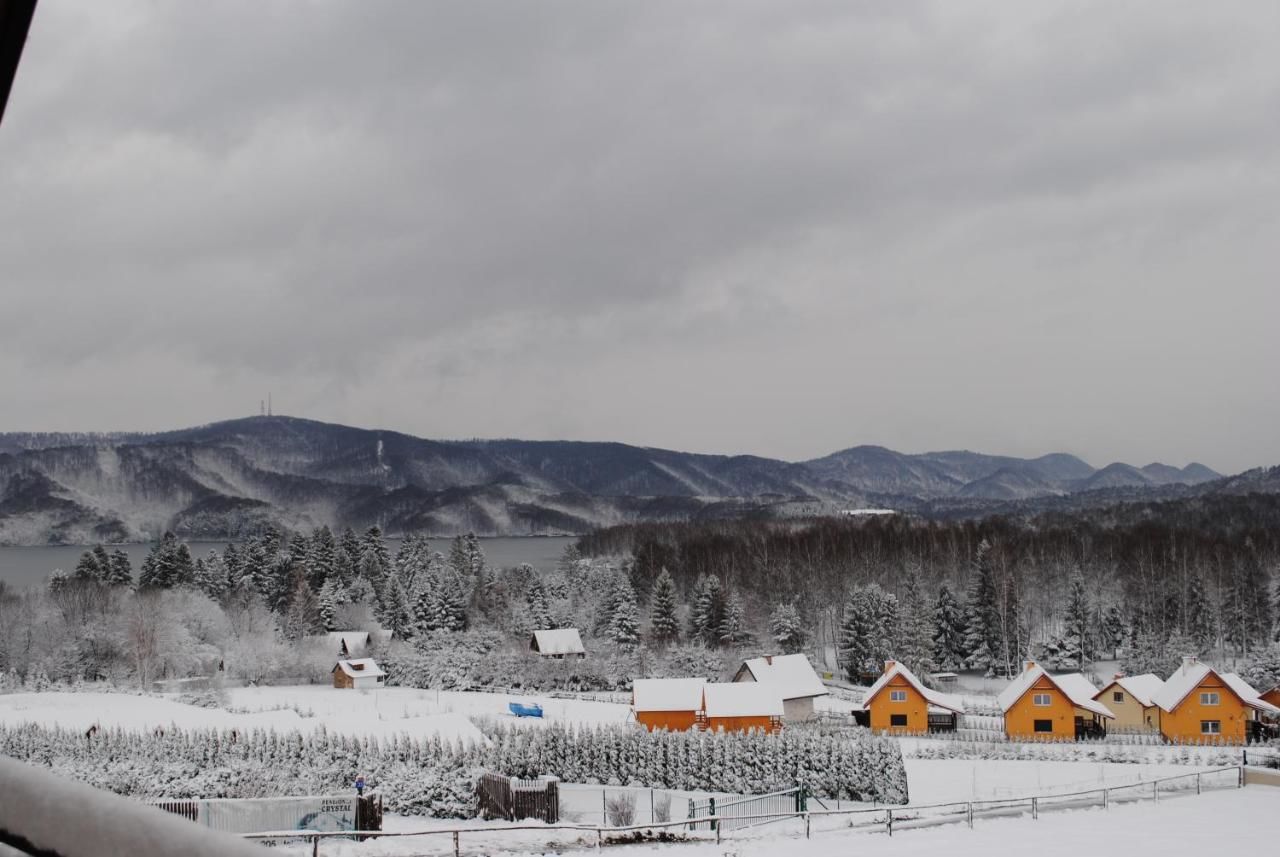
<box><xmin>1151</xmin><ymin>657</ymin><xmax>1280</xmax><ymax>744</ymax></box>
<box><xmin>998</xmin><ymin>661</ymin><xmax>1114</xmax><ymax>740</ymax></box>
<box><xmin>860</xmin><ymin>660</ymin><xmax>965</xmax><ymax>734</ymax></box>
<box><xmin>1093</xmin><ymin>673</ymin><xmax>1164</xmax><ymax>732</ymax></box>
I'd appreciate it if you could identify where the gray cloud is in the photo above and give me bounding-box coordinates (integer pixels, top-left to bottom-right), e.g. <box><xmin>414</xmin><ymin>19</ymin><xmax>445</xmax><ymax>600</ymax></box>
<box><xmin>1</xmin><ymin>0</ymin><xmax>1277</xmax><ymax>472</ymax></box>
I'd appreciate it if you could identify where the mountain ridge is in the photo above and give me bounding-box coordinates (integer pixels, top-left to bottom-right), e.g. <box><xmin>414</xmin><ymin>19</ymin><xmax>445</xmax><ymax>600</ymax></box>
<box><xmin>0</xmin><ymin>415</ymin><xmax>1237</xmax><ymax>544</ymax></box>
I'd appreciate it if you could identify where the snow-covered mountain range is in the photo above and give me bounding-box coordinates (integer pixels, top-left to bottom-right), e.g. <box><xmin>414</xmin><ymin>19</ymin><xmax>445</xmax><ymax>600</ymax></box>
<box><xmin>0</xmin><ymin>416</ymin><xmax>1239</xmax><ymax>543</ymax></box>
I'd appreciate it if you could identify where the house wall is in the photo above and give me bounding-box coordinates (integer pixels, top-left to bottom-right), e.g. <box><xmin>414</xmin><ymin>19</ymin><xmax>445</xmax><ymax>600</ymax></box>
<box><xmin>1261</xmin><ymin>688</ymin><xmax>1280</xmax><ymax>711</ymax></box>
<box><xmin>704</xmin><ymin>715</ymin><xmax>779</xmax><ymax>734</ymax></box>
<box><xmin>333</xmin><ymin>670</ymin><xmax>353</xmax><ymax>690</ymax></box>
<box><xmin>1097</xmin><ymin>683</ymin><xmax>1159</xmax><ymax>731</ymax></box>
<box><xmin>783</xmin><ymin>697</ymin><xmax>816</xmax><ymax>722</ymax></box>
<box><xmin>1005</xmin><ymin>676</ymin><xmax>1076</xmax><ymax>739</ymax></box>
<box><xmin>868</xmin><ymin>676</ymin><xmax>929</xmax><ymax>733</ymax></box>
<box><xmin>1160</xmin><ymin>675</ymin><xmax>1249</xmax><ymax>743</ymax></box>
<box><xmin>352</xmin><ymin>675</ymin><xmax>381</xmax><ymax>690</ymax></box>
<box><xmin>636</xmin><ymin>711</ymin><xmax>698</xmax><ymax>732</ymax></box>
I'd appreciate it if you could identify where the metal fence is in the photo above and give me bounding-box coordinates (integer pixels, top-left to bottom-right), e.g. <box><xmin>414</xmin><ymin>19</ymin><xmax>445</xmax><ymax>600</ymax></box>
<box><xmin>687</xmin><ymin>787</ymin><xmax>806</xmax><ymax>833</ymax></box>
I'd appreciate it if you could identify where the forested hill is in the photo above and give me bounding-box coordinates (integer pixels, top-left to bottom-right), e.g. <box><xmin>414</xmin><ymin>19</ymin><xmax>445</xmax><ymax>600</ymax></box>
<box><xmin>0</xmin><ymin>415</ymin><xmax>1250</xmax><ymax>544</ymax></box>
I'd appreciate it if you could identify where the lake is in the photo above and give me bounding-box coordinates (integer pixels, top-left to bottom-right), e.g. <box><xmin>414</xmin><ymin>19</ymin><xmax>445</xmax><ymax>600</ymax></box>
<box><xmin>0</xmin><ymin>536</ymin><xmax>577</xmax><ymax>591</ymax></box>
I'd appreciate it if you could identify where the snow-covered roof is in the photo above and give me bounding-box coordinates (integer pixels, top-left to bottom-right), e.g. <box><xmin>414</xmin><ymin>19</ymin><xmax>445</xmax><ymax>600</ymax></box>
<box><xmin>1151</xmin><ymin>661</ymin><xmax>1215</xmax><ymax>713</ymax></box>
<box><xmin>328</xmin><ymin>631</ymin><xmax>372</xmax><ymax>657</ymax></box>
<box><xmin>997</xmin><ymin>662</ymin><xmax>1113</xmax><ymax>718</ymax></box>
<box><xmin>531</xmin><ymin>628</ymin><xmax>585</xmax><ymax>655</ymax></box>
<box><xmin>1096</xmin><ymin>673</ymin><xmax>1165</xmax><ymax>708</ymax></box>
<box><xmin>334</xmin><ymin>658</ymin><xmax>384</xmax><ymax>678</ymax></box>
<box><xmin>702</xmin><ymin>682</ymin><xmax>785</xmax><ymax>718</ymax></box>
<box><xmin>861</xmin><ymin>662</ymin><xmax>965</xmax><ymax>714</ymax></box>
<box><xmin>736</xmin><ymin>654</ymin><xmax>828</xmax><ymax>701</ymax></box>
<box><xmin>1222</xmin><ymin>673</ymin><xmax>1280</xmax><ymax>715</ymax></box>
<box><xmin>632</xmin><ymin>678</ymin><xmax>706</xmax><ymax>712</ymax></box>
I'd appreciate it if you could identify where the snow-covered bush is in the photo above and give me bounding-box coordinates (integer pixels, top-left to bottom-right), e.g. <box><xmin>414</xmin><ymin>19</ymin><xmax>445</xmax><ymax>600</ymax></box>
<box><xmin>606</xmin><ymin>791</ymin><xmax>637</xmax><ymax>826</ymax></box>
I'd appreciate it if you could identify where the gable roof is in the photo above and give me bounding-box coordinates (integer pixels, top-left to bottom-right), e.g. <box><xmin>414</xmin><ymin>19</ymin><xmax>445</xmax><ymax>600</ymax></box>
<box><xmin>736</xmin><ymin>654</ymin><xmax>828</xmax><ymax>701</ymax></box>
<box><xmin>328</xmin><ymin>631</ymin><xmax>372</xmax><ymax>657</ymax></box>
<box><xmin>860</xmin><ymin>662</ymin><xmax>965</xmax><ymax>714</ymax></box>
<box><xmin>632</xmin><ymin>678</ymin><xmax>706</xmax><ymax>712</ymax></box>
<box><xmin>702</xmin><ymin>682</ymin><xmax>785</xmax><ymax>718</ymax></box>
<box><xmin>997</xmin><ymin>663</ymin><xmax>1114</xmax><ymax>718</ymax></box>
<box><xmin>1145</xmin><ymin>660</ymin><xmax>1274</xmax><ymax>713</ymax></box>
<box><xmin>334</xmin><ymin>658</ymin><xmax>384</xmax><ymax>678</ymax></box>
<box><xmin>531</xmin><ymin>628</ymin><xmax>585</xmax><ymax>655</ymax></box>
<box><xmin>1096</xmin><ymin>673</ymin><xmax>1165</xmax><ymax>708</ymax></box>
<box><xmin>1222</xmin><ymin>673</ymin><xmax>1280</xmax><ymax>715</ymax></box>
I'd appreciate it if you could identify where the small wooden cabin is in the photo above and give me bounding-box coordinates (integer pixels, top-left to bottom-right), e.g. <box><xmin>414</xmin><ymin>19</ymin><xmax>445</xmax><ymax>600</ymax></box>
<box><xmin>998</xmin><ymin>661</ymin><xmax>1114</xmax><ymax>740</ymax></box>
<box><xmin>701</xmin><ymin>683</ymin><xmax>784</xmax><ymax>734</ymax></box>
<box><xmin>733</xmin><ymin>654</ymin><xmax>828</xmax><ymax>721</ymax></box>
<box><xmin>333</xmin><ymin>658</ymin><xmax>386</xmax><ymax>690</ymax></box>
<box><xmin>632</xmin><ymin>678</ymin><xmax>706</xmax><ymax>732</ymax></box>
<box><xmin>1261</xmin><ymin>685</ymin><xmax>1280</xmax><ymax>714</ymax></box>
<box><xmin>1093</xmin><ymin>673</ymin><xmax>1164</xmax><ymax>732</ymax></box>
<box><xmin>530</xmin><ymin>628</ymin><xmax>586</xmax><ymax>659</ymax></box>
<box><xmin>1151</xmin><ymin>657</ymin><xmax>1280</xmax><ymax>743</ymax></box>
<box><xmin>860</xmin><ymin>660</ymin><xmax>965</xmax><ymax>734</ymax></box>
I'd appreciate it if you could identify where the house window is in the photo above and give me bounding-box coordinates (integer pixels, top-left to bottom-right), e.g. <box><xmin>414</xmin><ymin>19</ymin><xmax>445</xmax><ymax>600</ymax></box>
<box><xmin>890</xmin><ymin>714</ymin><xmax>908</xmax><ymax>727</ymax></box>
<box><xmin>1201</xmin><ymin>720</ymin><xmax>1221</xmax><ymax>735</ymax></box>
<box><xmin>1113</xmin><ymin>692</ymin><xmax>1124</xmax><ymax>703</ymax></box>
<box><xmin>890</xmin><ymin>690</ymin><xmax>907</xmax><ymax>702</ymax></box>
<box><xmin>1033</xmin><ymin>693</ymin><xmax>1052</xmax><ymax>707</ymax></box>
<box><xmin>1199</xmin><ymin>692</ymin><xmax>1220</xmax><ymax>706</ymax></box>
<box><xmin>1033</xmin><ymin>719</ymin><xmax>1053</xmax><ymax>733</ymax></box>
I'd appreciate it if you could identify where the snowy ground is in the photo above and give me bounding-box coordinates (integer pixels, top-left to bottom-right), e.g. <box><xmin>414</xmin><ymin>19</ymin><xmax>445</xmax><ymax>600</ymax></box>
<box><xmin>262</xmin><ymin>778</ymin><xmax>1271</xmax><ymax>856</ymax></box>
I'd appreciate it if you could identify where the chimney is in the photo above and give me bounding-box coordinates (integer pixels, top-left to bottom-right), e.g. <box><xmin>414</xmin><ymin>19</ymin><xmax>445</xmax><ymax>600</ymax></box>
<box><xmin>1025</xmin><ymin>660</ymin><xmax>1037</xmax><ymax>673</ymax></box>
<box><xmin>883</xmin><ymin>660</ymin><xmax>896</xmax><ymax>674</ymax></box>
<box><xmin>1113</xmin><ymin>672</ymin><xmax>1125</xmax><ymax>680</ymax></box>
<box><xmin>1181</xmin><ymin>655</ymin><xmax>1198</xmax><ymax>672</ymax></box>
<box><xmin>765</xmin><ymin>655</ymin><xmax>773</xmax><ymax>665</ymax></box>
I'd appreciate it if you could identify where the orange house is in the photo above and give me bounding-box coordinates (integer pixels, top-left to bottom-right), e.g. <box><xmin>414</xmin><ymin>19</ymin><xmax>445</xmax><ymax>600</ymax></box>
<box><xmin>701</xmin><ymin>683</ymin><xmax>784</xmax><ymax>733</ymax></box>
<box><xmin>860</xmin><ymin>660</ymin><xmax>964</xmax><ymax>733</ymax></box>
<box><xmin>1261</xmin><ymin>685</ymin><xmax>1280</xmax><ymax>712</ymax></box>
<box><xmin>1151</xmin><ymin>657</ymin><xmax>1280</xmax><ymax>743</ymax></box>
<box><xmin>632</xmin><ymin>678</ymin><xmax>706</xmax><ymax>732</ymax></box>
<box><xmin>998</xmin><ymin>661</ymin><xmax>1114</xmax><ymax>740</ymax></box>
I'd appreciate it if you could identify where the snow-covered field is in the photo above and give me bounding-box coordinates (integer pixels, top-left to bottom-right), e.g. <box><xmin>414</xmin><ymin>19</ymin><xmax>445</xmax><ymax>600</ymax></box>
<box><xmin>263</xmin><ymin>780</ymin><xmax>1271</xmax><ymax>856</ymax></box>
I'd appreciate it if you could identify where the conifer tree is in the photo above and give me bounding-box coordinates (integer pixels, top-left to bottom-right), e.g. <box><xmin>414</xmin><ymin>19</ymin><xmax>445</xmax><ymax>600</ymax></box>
<box><xmin>1060</xmin><ymin>570</ymin><xmax>1091</xmax><ymax>670</ymax></box>
<box><xmin>688</xmin><ymin>575</ymin><xmax>725</xmax><ymax>646</ymax></box>
<box><xmin>73</xmin><ymin>550</ymin><xmax>101</xmax><ymax>582</ymax></box>
<box><xmin>769</xmin><ymin>602</ymin><xmax>806</xmax><ymax>654</ymax></box>
<box><xmin>719</xmin><ymin>591</ymin><xmax>749</xmax><ymax>647</ymax></box>
<box><xmin>931</xmin><ymin>583</ymin><xmax>965</xmax><ymax>670</ymax></box>
<box><xmin>961</xmin><ymin>540</ymin><xmax>1000</xmax><ymax>674</ymax></box>
<box><xmin>318</xmin><ymin>578</ymin><xmax>346</xmax><ymax>632</ymax></box>
<box><xmin>649</xmin><ymin>568</ymin><xmax>680</xmax><ymax>646</ymax></box>
<box><xmin>899</xmin><ymin>570</ymin><xmax>934</xmax><ymax>675</ymax></box>
<box><xmin>609</xmin><ymin>578</ymin><xmax>641</xmax><ymax>649</ymax></box>
<box><xmin>105</xmin><ymin>549</ymin><xmax>133</xmax><ymax>587</ymax></box>
<box><xmin>527</xmin><ymin>577</ymin><xmax>552</xmax><ymax>631</ymax></box>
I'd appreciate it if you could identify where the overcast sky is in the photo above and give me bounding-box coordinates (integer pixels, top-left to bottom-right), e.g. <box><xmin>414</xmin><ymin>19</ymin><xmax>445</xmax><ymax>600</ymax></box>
<box><xmin>1</xmin><ymin>2</ymin><xmax>1277</xmax><ymax>473</ymax></box>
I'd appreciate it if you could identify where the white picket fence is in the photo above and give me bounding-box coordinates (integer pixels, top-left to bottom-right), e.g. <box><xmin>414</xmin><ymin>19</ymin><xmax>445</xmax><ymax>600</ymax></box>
<box><xmin>247</xmin><ymin>766</ymin><xmax>1248</xmax><ymax>855</ymax></box>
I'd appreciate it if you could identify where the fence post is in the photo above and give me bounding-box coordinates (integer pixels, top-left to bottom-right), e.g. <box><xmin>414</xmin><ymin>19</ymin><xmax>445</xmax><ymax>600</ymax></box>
<box><xmin>596</xmin><ymin>827</ymin><xmax>602</xmax><ymax>849</ymax></box>
<box><xmin>650</xmin><ymin>788</ymin><xmax>655</xmax><ymax>824</ymax></box>
<box><xmin>709</xmin><ymin>797</ymin><xmax>716</xmax><ymax>833</ymax></box>
<box><xmin>602</xmin><ymin>790</ymin><xmax>607</xmax><ymax>825</ymax></box>
<box><xmin>886</xmin><ymin>809</ymin><xmax>893</xmax><ymax>837</ymax></box>
<box><xmin>1239</xmin><ymin>766</ymin><xmax>1245</xmax><ymax>788</ymax></box>
<box><xmin>805</xmin><ymin>811</ymin><xmax>811</xmax><ymax>840</ymax></box>
<box><xmin>311</xmin><ymin>834</ymin><xmax>319</xmax><ymax>857</ymax></box>
<box><xmin>966</xmin><ymin>803</ymin><xmax>973</xmax><ymax>829</ymax></box>
<box><xmin>1103</xmin><ymin>789</ymin><xmax>1109</xmax><ymax>810</ymax></box>
<box><xmin>453</xmin><ymin>830</ymin><xmax>460</xmax><ymax>857</ymax></box>
<box><xmin>1196</xmin><ymin>774</ymin><xmax>1201</xmax><ymax>795</ymax></box>
<box><xmin>1153</xmin><ymin>781</ymin><xmax>1159</xmax><ymax>803</ymax></box>
<box><xmin>1031</xmin><ymin>797</ymin><xmax>1038</xmax><ymax>820</ymax></box>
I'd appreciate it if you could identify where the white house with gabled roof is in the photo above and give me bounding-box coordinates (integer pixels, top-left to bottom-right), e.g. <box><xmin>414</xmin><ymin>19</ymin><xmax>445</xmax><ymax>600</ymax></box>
<box><xmin>732</xmin><ymin>654</ymin><xmax>828</xmax><ymax>721</ymax></box>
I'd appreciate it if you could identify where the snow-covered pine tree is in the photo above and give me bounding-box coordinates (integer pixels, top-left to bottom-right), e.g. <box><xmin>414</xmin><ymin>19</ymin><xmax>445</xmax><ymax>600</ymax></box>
<box><xmin>719</xmin><ymin>591</ymin><xmax>749</xmax><ymax>647</ymax></box>
<box><xmin>1060</xmin><ymin>569</ymin><xmax>1091</xmax><ymax>670</ymax></box>
<box><xmin>648</xmin><ymin>568</ymin><xmax>680</xmax><ymax>645</ymax></box>
<box><xmin>899</xmin><ymin>569</ymin><xmax>934</xmax><ymax>675</ymax></box>
<box><xmin>961</xmin><ymin>540</ymin><xmax>1000</xmax><ymax>675</ymax></box>
<box><xmin>317</xmin><ymin>578</ymin><xmax>346</xmax><ymax>631</ymax></box>
<box><xmin>1184</xmin><ymin>574</ymin><xmax>1214</xmax><ymax>650</ymax></box>
<box><xmin>688</xmin><ymin>575</ymin><xmax>724</xmax><ymax>646</ymax></box>
<box><xmin>609</xmin><ymin>577</ymin><xmax>641</xmax><ymax>649</ymax></box>
<box><xmin>526</xmin><ymin>577</ymin><xmax>552</xmax><ymax>631</ymax></box>
<box><xmin>931</xmin><ymin>584</ymin><xmax>965</xmax><ymax>670</ymax></box>
<box><xmin>838</xmin><ymin>587</ymin><xmax>876</xmax><ymax>682</ymax></box>
<box><xmin>769</xmin><ymin>602</ymin><xmax>806</xmax><ymax>654</ymax></box>
<box><xmin>73</xmin><ymin>550</ymin><xmax>101</xmax><ymax>582</ymax></box>
<box><xmin>194</xmin><ymin>549</ymin><xmax>230</xmax><ymax>600</ymax></box>
<box><xmin>306</xmin><ymin>526</ymin><xmax>338</xmax><ymax>590</ymax></box>
<box><xmin>105</xmin><ymin>549</ymin><xmax>133</xmax><ymax>587</ymax></box>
